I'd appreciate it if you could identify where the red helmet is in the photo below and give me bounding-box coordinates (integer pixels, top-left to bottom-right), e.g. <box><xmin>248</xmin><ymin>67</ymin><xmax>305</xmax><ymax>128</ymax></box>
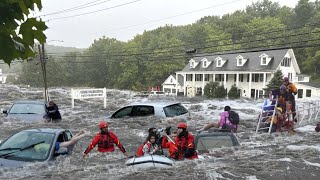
<box><xmin>99</xmin><ymin>121</ymin><xmax>108</xmax><ymax>128</ymax></box>
<box><xmin>177</xmin><ymin>122</ymin><xmax>187</xmax><ymax>129</ymax></box>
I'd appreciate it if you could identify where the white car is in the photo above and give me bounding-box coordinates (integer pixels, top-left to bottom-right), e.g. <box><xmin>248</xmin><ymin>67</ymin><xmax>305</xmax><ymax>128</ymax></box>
<box><xmin>110</xmin><ymin>101</ymin><xmax>190</xmax><ymax>119</ymax></box>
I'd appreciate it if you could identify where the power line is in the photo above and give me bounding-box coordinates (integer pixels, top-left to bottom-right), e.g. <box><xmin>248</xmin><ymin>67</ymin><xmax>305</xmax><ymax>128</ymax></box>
<box><xmin>46</xmin><ymin>29</ymin><xmax>320</xmax><ymax>58</ymax></box>
<box><xmin>40</xmin><ymin>0</ymin><xmax>113</xmax><ymax>17</ymax></box>
<box><xmin>45</xmin><ymin>21</ymin><xmax>320</xmax><ymax>56</ymax></box>
<box><xmin>46</xmin><ymin>0</ymin><xmax>143</xmax><ymax>21</ymax></box>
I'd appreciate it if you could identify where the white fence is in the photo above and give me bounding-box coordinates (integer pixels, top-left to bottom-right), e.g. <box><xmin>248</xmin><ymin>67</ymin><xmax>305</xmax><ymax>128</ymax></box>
<box><xmin>296</xmin><ymin>100</ymin><xmax>320</xmax><ymax>127</ymax></box>
<box><xmin>71</xmin><ymin>88</ymin><xmax>107</xmax><ymax>108</ymax></box>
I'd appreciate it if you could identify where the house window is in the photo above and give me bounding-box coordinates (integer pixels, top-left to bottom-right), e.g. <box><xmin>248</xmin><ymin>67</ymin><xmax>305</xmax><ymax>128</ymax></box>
<box><xmin>164</xmin><ymin>88</ymin><xmax>171</xmax><ymax>93</ymax></box>
<box><xmin>258</xmin><ymin>90</ymin><xmax>264</xmax><ymax>98</ymax></box>
<box><xmin>247</xmin><ymin>74</ymin><xmax>250</xmax><ymax>82</ymax></box>
<box><xmin>170</xmin><ymin>78</ymin><xmax>173</xmax><ymax>83</ymax></box>
<box><xmin>217</xmin><ymin>60</ymin><xmax>221</xmax><ymax>66</ymax></box>
<box><xmin>215</xmin><ymin>74</ymin><xmax>224</xmax><ymax>81</ymax></box>
<box><xmin>195</xmin><ymin>74</ymin><xmax>203</xmax><ymax>81</ymax></box>
<box><xmin>203</xmin><ymin>61</ymin><xmax>207</xmax><ymax>67</ymax></box>
<box><xmin>252</xmin><ymin>73</ymin><xmax>263</xmax><ymax>82</ymax></box>
<box><xmin>262</xmin><ymin>57</ymin><xmax>267</xmax><ymax>65</ymax></box>
<box><xmin>239</xmin><ymin>74</ymin><xmax>244</xmax><ymax>82</ymax></box>
<box><xmin>298</xmin><ymin>89</ymin><xmax>303</xmax><ymax>98</ymax></box>
<box><xmin>204</xmin><ymin>74</ymin><xmax>209</xmax><ymax>81</ymax></box>
<box><xmin>306</xmin><ymin>89</ymin><xmax>311</xmax><ymax>97</ymax></box>
<box><xmin>298</xmin><ymin>76</ymin><xmax>304</xmax><ymax>81</ymax></box>
<box><xmin>172</xmin><ymin>89</ymin><xmax>176</xmax><ymax>93</ymax></box>
<box><xmin>190</xmin><ymin>62</ymin><xmax>194</xmax><ymax>68</ymax></box>
<box><xmin>186</xmin><ymin>74</ymin><xmax>193</xmax><ymax>81</ymax></box>
<box><xmin>234</xmin><ymin>74</ymin><xmax>236</xmax><ymax>82</ymax></box>
<box><xmin>238</xmin><ymin>58</ymin><xmax>242</xmax><ymax>66</ymax></box>
<box><xmin>281</xmin><ymin>57</ymin><xmax>291</xmax><ymax>67</ymax></box>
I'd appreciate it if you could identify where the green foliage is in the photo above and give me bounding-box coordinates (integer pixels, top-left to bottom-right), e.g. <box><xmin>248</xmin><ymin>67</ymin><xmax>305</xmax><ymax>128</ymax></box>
<box><xmin>228</xmin><ymin>85</ymin><xmax>240</xmax><ymax>99</ymax></box>
<box><xmin>0</xmin><ymin>0</ymin><xmax>47</xmax><ymax>65</ymax></box>
<box><xmin>203</xmin><ymin>81</ymin><xmax>219</xmax><ymax>98</ymax></box>
<box><xmin>214</xmin><ymin>85</ymin><xmax>227</xmax><ymax>99</ymax></box>
<box><xmin>12</xmin><ymin>0</ymin><xmax>320</xmax><ymax>89</ymax></box>
<box><xmin>263</xmin><ymin>69</ymin><xmax>284</xmax><ymax>94</ymax></box>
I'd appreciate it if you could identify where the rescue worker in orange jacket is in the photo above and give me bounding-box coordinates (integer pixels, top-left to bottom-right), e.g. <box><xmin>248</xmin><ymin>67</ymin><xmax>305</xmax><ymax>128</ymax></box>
<box><xmin>83</xmin><ymin>121</ymin><xmax>128</xmax><ymax>158</ymax></box>
<box><xmin>174</xmin><ymin>122</ymin><xmax>198</xmax><ymax>160</ymax></box>
<box><xmin>162</xmin><ymin>131</ymin><xmax>178</xmax><ymax>159</ymax></box>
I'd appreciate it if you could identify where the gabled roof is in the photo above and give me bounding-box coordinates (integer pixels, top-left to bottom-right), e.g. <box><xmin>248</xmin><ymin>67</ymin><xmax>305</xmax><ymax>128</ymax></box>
<box><xmin>181</xmin><ymin>49</ymin><xmax>290</xmax><ymax>72</ymax></box>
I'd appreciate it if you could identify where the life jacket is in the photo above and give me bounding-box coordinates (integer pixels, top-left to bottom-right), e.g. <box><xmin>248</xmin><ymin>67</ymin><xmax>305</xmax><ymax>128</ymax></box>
<box><xmin>175</xmin><ymin>132</ymin><xmax>198</xmax><ymax>160</ymax></box>
<box><xmin>162</xmin><ymin>136</ymin><xmax>178</xmax><ymax>159</ymax></box>
<box><xmin>97</xmin><ymin>133</ymin><xmax>116</xmax><ymax>152</ymax></box>
<box><xmin>136</xmin><ymin>142</ymin><xmax>147</xmax><ymax>157</ymax></box>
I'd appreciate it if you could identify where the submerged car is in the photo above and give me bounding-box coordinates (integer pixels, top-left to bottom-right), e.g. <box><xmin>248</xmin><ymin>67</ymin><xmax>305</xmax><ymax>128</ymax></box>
<box><xmin>110</xmin><ymin>101</ymin><xmax>190</xmax><ymax>119</ymax></box>
<box><xmin>2</xmin><ymin>100</ymin><xmax>47</xmax><ymax>122</ymax></box>
<box><xmin>0</xmin><ymin>128</ymin><xmax>73</xmax><ymax>168</ymax></box>
<box><xmin>195</xmin><ymin>131</ymin><xmax>240</xmax><ymax>153</ymax></box>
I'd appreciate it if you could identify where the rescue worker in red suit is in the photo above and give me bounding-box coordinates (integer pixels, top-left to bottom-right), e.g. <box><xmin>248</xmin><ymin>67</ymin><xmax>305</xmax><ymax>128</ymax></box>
<box><xmin>162</xmin><ymin>131</ymin><xmax>178</xmax><ymax>159</ymax></box>
<box><xmin>174</xmin><ymin>122</ymin><xmax>198</xmax><ymax>160</ymax></box>
<box><xmin>83</xmin><ymin>121</ymin><xmax>128</xmax><ymax>158</ymax></box>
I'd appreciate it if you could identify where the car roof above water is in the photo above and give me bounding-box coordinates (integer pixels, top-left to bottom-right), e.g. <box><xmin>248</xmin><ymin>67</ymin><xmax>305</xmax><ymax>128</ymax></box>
<box><xmin>13</xmin><ymin>100</ymin><xmax>46</xmax><ymax>105</ymax></box>
<box><xmin>23</xmin><ymin>128</ymin><xmax>66</xmax><ymax>134</ymax></box>
<box><xmin>128</xmin><ymin>101</ymin><xmax>181</xmax><ymax>107</ymax></box>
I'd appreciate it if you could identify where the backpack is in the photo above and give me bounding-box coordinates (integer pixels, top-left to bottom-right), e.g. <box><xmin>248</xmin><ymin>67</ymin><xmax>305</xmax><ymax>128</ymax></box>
<box><xmin>228</xmin><ymin>111</ymin><xmax>240</xmax><ymax>125</ymax></box>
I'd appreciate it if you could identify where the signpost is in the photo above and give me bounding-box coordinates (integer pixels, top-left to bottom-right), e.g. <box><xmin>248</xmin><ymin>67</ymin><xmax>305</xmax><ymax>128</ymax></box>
<box><xmin>71</xmin><ymin>88</ymin><xmax>107</xmax><ymax>108</ymax></box>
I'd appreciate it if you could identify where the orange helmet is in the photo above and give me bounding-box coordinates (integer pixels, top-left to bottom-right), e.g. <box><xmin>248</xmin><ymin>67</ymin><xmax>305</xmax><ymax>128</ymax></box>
<box><xmin>177</xmin><ymin>122</ymin><xmax>187</xmax><ymax>129</ymax></box>
<box><xmin>99</xmin><ymin>121</ymin><xmax>108</xmax><ymax>128</ymax></box>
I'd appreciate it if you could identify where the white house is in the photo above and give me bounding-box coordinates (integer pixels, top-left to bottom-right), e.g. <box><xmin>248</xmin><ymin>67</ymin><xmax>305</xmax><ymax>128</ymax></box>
<box><xmin>162</xmin><ymin>74</ymin><xmax>182</xmax><ymax>95</ymax></box>
<box><xmin>171</xmin><ymin>48</ymin><xmax>317</xmax><ymax>98</ymax></box>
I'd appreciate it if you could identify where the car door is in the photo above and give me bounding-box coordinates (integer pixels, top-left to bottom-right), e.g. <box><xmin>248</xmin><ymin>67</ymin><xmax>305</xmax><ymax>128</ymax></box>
<box><xmin>111</xmin><ymin>106</ymin><xmax>134</xmax><ymax>118</ymax></box>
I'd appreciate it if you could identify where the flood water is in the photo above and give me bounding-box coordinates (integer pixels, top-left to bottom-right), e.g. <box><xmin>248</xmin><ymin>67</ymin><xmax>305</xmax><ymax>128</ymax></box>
<box><xmin>0</xmin><ymin>84</ymin><xmax>319</xmax><ymax>180</ymax></box>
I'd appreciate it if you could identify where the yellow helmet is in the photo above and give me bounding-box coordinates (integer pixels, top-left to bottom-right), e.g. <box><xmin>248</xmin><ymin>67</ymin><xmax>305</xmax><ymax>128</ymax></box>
<box><xmin>277</xmin><ymin>107</ymin><xmax>282</xmax><ymax>113</ymax></box>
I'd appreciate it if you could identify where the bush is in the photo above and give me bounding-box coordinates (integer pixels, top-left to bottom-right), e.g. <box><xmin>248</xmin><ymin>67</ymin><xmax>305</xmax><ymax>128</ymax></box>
<box><xmin>228</xmin><ymin>85</ymin><xmax>240</xmax><ymax>99</ymax></box>
<box><xmin>204</xmin><ymin>81</ymin><xmax>219</xmax><ymax>98</ymax></box>
<box><xmin>214</xmin><ymin>84</ymin><xmax>227</xmax><ymax>98</ymax></box>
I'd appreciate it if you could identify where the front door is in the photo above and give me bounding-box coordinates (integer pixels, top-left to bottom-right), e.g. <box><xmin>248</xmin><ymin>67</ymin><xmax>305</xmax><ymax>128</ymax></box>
<box><xmin>251</xmin><ymin>89</ymin><xmax>255</xmax><ymax>98</ymax></box>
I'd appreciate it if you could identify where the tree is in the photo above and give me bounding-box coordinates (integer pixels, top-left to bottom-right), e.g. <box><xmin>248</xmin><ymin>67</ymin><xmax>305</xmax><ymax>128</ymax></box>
<box><xmin>204</xmin><ymin>81</ymin><xmax>219</xmax><ymax>98</ymax></box>
<box><xmin>214</xmin><ymin>84</ymin><xmax>227</xmax><ymax>99</ymax></box>
<box><xmin>228</xmin><ymin>85</ymin><xmax>240</xmax><ymax>99</ymax></box>
<box><xmin>263</xmin><ymin>69</ymin><xmax>283</xmax><ymax>94</ymax></box>
<box><xmin>0</xmin><ymin>0</ymin><xmax>47</xmax><ymax>65</ymax></box>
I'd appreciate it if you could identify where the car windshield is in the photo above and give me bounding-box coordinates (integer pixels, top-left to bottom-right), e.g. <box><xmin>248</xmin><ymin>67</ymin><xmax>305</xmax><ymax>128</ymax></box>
<box><xmin>9</xmin><ymin>103</ymin><xmax>45</xmax><ymax>114</ymax></box>
<box><xmin>163</xmin><ymin>103</ymin><xmax>188</xmax><ymax>117</ymax></box>
<box><xmin>0</xmin><ymin>131</ymin><xmax>55</xmax><ymax>161</ymax></box>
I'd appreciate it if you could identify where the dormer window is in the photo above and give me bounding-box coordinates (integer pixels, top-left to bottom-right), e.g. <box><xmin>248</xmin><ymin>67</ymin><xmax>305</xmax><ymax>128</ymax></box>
<box><xmin>236</xmin><ymin>55</ymin><xmax>247</xmax><ymax>66</ymax></box>
<box><xmin>189</xmin><ymin>59</ymin><xmax>197</xmax><ymax>68</ymax></box>
<box><xmin>203</xmin><ymin>61</ymin><xmax>207</xmax><ymax>67</ymax></box>
<box><xmin>201</xmin><ymin>58</ymin><xmax>209</xmax><ymax>68</ymax></box>
<box><xmin>262</xmin><ymin>57</ymin><xmax>267</xmax><ymax>64</ymax></box>
<box><xmin>215</xmin><ymin>56</ymin><xmax>226</xmax><ymax>67</ymax></box>
<box><xmin>259</xmin><ymin>53</ymin><xmax>271</xmax><ymax>65</ymax></box>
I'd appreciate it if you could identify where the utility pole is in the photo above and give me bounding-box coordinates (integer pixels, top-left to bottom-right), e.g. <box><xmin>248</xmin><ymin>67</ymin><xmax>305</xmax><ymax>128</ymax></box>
<box><xmin>38</xmin><ymin>44</ymin><xmax>49</xmax><ymax>103</ymax></box>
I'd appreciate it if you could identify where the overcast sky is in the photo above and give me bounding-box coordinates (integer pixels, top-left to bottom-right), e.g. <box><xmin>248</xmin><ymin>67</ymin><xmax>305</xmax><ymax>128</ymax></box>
<box><xmin>38</xmin><ymin>0</ymin><xmax>300</xmax><ymax>48</ymax></box>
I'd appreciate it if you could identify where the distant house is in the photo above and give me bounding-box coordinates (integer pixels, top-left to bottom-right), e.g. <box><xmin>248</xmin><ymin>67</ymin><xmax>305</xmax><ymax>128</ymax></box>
<box><xmin>295</xmin><ymin>82</ymin><xmax>320</xmax><ymax>98</ymax></box>
<box><xmin>167</xmin><ymin>48</ymin><xmax>317</xmax><ymax>98</ymax></box>
<box><xmin>162</xmin><ymin>74</ymin><xmax>182</xmax><ymax>95</ymax></box>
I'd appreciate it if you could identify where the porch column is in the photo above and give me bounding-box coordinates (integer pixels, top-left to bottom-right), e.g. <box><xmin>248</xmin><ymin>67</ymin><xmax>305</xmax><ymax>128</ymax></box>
<box><xmin>263</xmin><ymin>73</ymin><xmax>266</xmax><ymax>96</ymax></box>
<box><xmin>202</xmin><ymin>73</ymin><xmax>205</xmax><ymax>95</ymax></box>
<box><xmin>224</xmin><ymin>73</ymin><xmax>227</xmax><ymax>87</ymax></box>
<box><xmin>183</xmin><ymin>74</ymin><xmax>186</xmax><ymax>96</ymax></box>
<box><xmin>249</xmin><ymin>73</ymin><xmax>252</xmax><ymax>98</ymax></box>
<box><xmin>213</xmin><ymin>73</ymin><xmax>216</xmax><ymax>82</ymax></box>
<box><xmin>175</xmin><ymin>73</ymin><xmax>178</xmax><ymax>96</ymax></box>
<box><xmin>236</xmin><ymin>73</ymin><xmax>239</xmax><ymax>87</ymax></box>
